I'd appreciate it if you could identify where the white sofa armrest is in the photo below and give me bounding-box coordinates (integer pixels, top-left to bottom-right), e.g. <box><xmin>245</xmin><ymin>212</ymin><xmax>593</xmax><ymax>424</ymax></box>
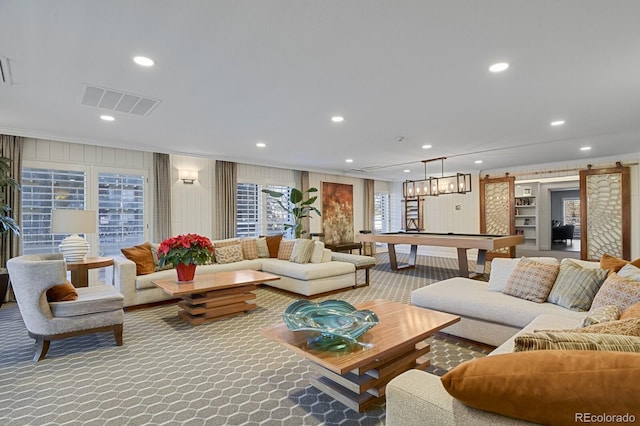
<box><xmin>110</xmin><ymin>255</ymin><xmax>138</xmax><ymax>305</ymax></box>
<box><xmin>386</xmin><ymin>369</ymin><xmax>534</xmax><ymax>425</ymax></box>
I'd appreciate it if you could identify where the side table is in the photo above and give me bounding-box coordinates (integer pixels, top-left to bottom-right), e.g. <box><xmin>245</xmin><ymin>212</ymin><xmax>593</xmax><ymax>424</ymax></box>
<box><xmin>66</xmin><ymin>257</ymin><xmax>114</xmax><ymax>287</ymax></box>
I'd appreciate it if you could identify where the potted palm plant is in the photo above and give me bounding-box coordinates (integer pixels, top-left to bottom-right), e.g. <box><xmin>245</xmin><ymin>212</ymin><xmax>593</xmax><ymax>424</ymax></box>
<box><xmin>261</xmin><ymin>187</ymin><xmax>321</xmax><ymax>238</ymax></box>
<box><xmin>0</xmin><ymin>156</ymin><xmax>20</xmax><ymax>307</ymax></box>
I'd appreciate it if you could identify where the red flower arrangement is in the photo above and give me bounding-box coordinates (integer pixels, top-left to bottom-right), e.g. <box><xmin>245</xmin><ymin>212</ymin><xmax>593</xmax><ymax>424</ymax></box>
<box><xmin>157</xmin><ymin>233</ymin><xmax>214</xmax><ymax>267</ymax></box>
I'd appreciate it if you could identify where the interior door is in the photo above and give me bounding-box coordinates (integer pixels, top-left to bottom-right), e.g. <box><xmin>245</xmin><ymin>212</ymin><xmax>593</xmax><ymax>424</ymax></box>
<box><xmin>580</xmin><ymin>166</ymin><xmax>630</xmax><ymax>260</ymax></box>
<box><xmin>480</xmin><ymin>176</ymin><xmax>516</xmax><ymax>258</ymax></box>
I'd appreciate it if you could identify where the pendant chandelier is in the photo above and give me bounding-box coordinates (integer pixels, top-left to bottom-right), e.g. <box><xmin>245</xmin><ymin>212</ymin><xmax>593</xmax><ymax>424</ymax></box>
<box><xmin>403</xmin><ymin>157</ymin><xmax>472</xmax><ymax>199</ymax></box>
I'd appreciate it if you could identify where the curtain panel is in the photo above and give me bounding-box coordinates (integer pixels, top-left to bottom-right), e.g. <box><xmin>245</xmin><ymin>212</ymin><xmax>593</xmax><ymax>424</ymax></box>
<box><xmin>363</xmin><ymin>179</ymin><xmax>376</xmax><ymax>255</ymax></box>
<box><xmin>1</xmin><ymin>134</ymin><xmax>23</xmax><ymax>302</ymax></box>
<box><xmin>152</xmin><ymin>153</ymin><xmax>172</xmax><ymax>242</ymax></box>
<box><xmin>215</xmin><ymin>161</ymin><xmax>237</xmax><ymax>239</ymax></box>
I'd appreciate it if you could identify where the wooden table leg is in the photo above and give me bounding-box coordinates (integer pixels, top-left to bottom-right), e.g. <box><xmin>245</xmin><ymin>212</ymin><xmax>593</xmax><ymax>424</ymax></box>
<box><xmin>388</xmin><ymin>244</ymin><xmax>417</xmax><ymax>270</ymax></box>
<box><xmin>70</xmin><ymin>268</ymin><xmax>89</xmax><ymax>287</ymax></box>
<box><xmin>456</xmin><ymin>248</ymin><xmax>470</xmax><ymax>278</ymax></box>
<box><xmin>475</xmin><ymin>249</ymin><xmax>487</xmax><ymax>275</ymax></box>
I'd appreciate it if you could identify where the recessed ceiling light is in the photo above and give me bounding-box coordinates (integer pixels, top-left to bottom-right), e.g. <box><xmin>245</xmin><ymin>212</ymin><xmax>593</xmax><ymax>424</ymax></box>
<box><xmin>489</xmin><ymin>62</ymin><xmax>509</xmax><ymax>72</ymax></box>
<box><xmin>404</xmin><ymin>169</ymin><xmax>411</xmax><ymax>173</ymax></box>
<box><xmin>133</xmin><ymin>56</ymin><xmax>155</xmax><ymax>67</ymax></box>
<box><xmin>580</xmin><ymin>146</ymin><xmax>592</xmax><ymax>151</ymax></box>
<box><xmin>100</xmin><ymin>115</ymin><xmax>115</xmax><ymax>121</ymax></box>
<box><xmin>475</xmin><ymin>160</ymin><xmax>483</xmax><ymax>164</ymax></box>
<box><xmin>550</xmin><ymin>120</ymin><xmax>565</xmax><ymax>126</ymax></box>
<box><xmin>345</xmin><ymin>159</ymin><xmax>353</xmax><ymax>163</ymax></box>
<box><xmin>422</xmin><ymin>144</ymin><xmax>432</xmax><ymax>149</ymax></box>
<box><xmin>256</xmin><ymin>142</ymin><xmax>266</xmax><ymax>148</ymax></box>
<box><xmin>331</xmin><ymin>116</ymin><xmax>344</xmax><ymax>123</ymax></box>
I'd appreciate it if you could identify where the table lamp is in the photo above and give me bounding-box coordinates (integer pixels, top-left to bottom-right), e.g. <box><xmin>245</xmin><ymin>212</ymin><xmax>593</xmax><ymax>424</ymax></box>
<box><xmin>51</xmin><ymin>209</ymin><xmax>97</xmax><ymax>261</ymax></box>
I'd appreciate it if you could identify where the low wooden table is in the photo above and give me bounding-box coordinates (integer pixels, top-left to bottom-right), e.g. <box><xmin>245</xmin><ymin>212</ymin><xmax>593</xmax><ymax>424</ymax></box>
<box><xmin>66</xmin><ymin>256</ymin><xmax>114</xmax><ymax>287</ymax></box>
<box><xmin>261</xmin><ymin>299</ymin><xmax>460</xmax><ymax>412</ymax></box>
<box><xmin>152</xmin><ymin>270</ymin><xmax>280</xmax><ymax>325</ymax></box>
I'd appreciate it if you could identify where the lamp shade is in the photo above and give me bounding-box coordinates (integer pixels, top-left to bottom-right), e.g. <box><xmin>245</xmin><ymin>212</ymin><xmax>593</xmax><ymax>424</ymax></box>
<box><xmin>51</xmin><ymin>210</ymin><xmax>97</xmax><ymax>234</ymax></box>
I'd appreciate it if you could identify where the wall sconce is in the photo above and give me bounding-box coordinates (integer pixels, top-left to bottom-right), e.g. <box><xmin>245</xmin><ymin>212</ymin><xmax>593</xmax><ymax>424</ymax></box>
<box><xmin>179</xmin><ymin>169</ymin><xmax>198</xmax><ymax>184</ymax></box>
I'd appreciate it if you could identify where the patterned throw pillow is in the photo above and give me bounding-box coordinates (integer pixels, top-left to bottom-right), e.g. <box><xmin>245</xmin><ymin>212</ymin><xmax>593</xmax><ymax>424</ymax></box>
<box><xmin>591</xmin><ymin>273</ymin><xmax>640</xmax><ymax>311</ymax></box>
<box><xmin>514</xmin><ymin>332</ymin><xmax>640</xmax><ymax>352</ymax></box>
<box><xmin>487</xmin><ymin>257</ymin><xmax>559</xmax><ymax>292</ymax></box>
<box><xmin>547</xmin><ymin>260</ymin><xmax>608</xmax><ymax>311</ymax></box>
<box><xmin>310</xmin><ymin>241</ymin><xmax>325</xmax><ymax>264</ymax></box>
<box><xmin>240</xmin><ymin>238</ymin><xmax>258</xmax><ymax>260</ymax></box>
<box><xmin>289</xmin><ymin>239</ymin><xmax>315</xmax><ymax>264</ymax></box>
<box><xmin>212</xmin><ymin>238</ymin><xmax>240</xmax><ymax>248</ymax></box>
<box><xmin>215</xmin><ymin>244</ymin><xmax>244</xmax><ymax>264</ymax></box>
<box><xmin>503</xmin><ymin>259</ymin><xmax>560</xmax><ymax>303</ymax></box>
<box><xmin>562</xmin><ymin>318</ymin><xmax>640</xmax><ymax>337</ymax></box>
<box><xmin>576</xmin><ymin>305</ymin><xmax>620</xmax><ymax>328</ymax></box>
<box><xmin>256</xmin><ymin>237</ymin><xmax>270</xmax><ymax>258</ymax></box>
<box><xmin>277</xmin><ymin>239</ymin><xmax>296</xmax><ymax>260</ymax></box>
<box><xmin>149</xmin><ymin>242</ymin><xmax>174</xmax><ymax>271</ymax></box>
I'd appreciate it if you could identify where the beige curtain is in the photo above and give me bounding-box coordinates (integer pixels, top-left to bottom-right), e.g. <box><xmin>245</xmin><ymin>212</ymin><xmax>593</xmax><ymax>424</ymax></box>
<box><xmin>1</xmin><ymin>134</ymin><xmax>23</xmax><ymax>302</ymax></box>
<box><xmin>363</xmin><ymin>179</ymin><xmax>376</xmax><ymax>255</ymax></box>
<box><xmin>215</xmin><ymin>161</ymin><xmax>237</xmax><ymax>239</ymax></box>
<box><xmin>152</xmin><ymin>153</ymin><xmax>172</xmax><ymax>242</ymax></box>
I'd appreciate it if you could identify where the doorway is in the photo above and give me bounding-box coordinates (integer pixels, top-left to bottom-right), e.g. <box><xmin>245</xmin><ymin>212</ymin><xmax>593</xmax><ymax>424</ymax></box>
<box><xmin>550</xmin><ymin>190</ymin><xmax>580</xmax><ymax>252</ymax></box>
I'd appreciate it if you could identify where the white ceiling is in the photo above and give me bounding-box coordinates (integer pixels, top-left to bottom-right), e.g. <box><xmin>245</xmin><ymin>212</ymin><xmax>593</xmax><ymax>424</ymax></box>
<box><xmin>1</xmin><ymin>0</ymin><xmax>639</xmax><ymax>181</ymax></box>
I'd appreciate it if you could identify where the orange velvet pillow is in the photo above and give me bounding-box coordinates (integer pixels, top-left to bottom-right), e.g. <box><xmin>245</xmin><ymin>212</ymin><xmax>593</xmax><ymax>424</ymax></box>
<box><xmin>600</xmin><ymin>253</ymin><xmax>640</xmax><ymax>274</ymax></box>
<box><xmin>46</xmin><ymin>280</ymin><xmax>78</xmax><ymax>302</ymax></box>
<box><xmin>265</xmin><ymin>234</ymin><xmax>284</xmax><ymax>258</ymax></box>
<box><xmin>441</xmin><ymin>350</ymin><xmax>640</xmax><ymax>424</ymax></box>
<box><xmin>121</xmin><ymin>242</ymin><xmax>156</xmax><ymax>275</ymax></box>
<box><xmin>621</xmin><ymin>302</ymin><xmax>640</xmax><ymax>320</ymax></box>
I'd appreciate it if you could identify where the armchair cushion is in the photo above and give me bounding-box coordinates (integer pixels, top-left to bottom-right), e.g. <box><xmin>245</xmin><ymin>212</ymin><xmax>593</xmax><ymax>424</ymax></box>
<box><xmin>50</xmin><ymin>285</ymin><xmax>125</xmax><ymax>317</ymax></box>
<box><xmin>46</xmin><ymin>280</ymin><xmax>78</xmax><ymax>302</ymax></box>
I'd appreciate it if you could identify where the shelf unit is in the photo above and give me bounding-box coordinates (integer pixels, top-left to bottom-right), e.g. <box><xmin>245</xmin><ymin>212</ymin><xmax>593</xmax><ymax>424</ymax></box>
<box><xmin>403</xmin><ymin>198</ymin><xmax>423</xmax><ymax>231</ymax></box>
<box><xmin>514</xmin><ymin>194</ymin><xmax>537</xmax><ymax>246</ymax></box>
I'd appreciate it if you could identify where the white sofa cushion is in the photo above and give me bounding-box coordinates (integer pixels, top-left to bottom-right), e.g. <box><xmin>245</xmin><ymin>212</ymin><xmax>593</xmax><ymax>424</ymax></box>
<box><xmin>411</xmin><ymin>277</ymin><xmax>585</xmax><ymax>330</ymax></box>
<box><xmin>260</xmin><ymin>258</ymin><xmax>354</xmax><ymax>281</ymax></box>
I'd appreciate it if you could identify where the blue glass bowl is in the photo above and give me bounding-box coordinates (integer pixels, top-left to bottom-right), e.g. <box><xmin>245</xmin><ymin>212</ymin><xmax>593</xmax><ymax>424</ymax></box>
<box><xmin>282</xmin><ymin>300</ymin><xmax>380</xmax><ymax>344</ymax></box>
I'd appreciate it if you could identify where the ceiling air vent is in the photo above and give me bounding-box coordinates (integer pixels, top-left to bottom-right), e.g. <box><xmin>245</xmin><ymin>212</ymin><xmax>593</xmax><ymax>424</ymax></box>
<box><xmin>80</xmin><ymin>84</ymin><xmax>161</xmax><ymax>116</ymax></box>
<box><xmin>0</xmin><ymin>56</ymin><xmax>13</xmax><ymax>85</ymax></box>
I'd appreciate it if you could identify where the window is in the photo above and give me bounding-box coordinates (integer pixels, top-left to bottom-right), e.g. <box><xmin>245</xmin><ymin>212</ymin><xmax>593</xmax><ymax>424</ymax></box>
<box><xmin>21</xmin><ymin>168</ymin><xmax>86</xmax><ymax>255</ymax></box>
<box><xmin>98</xmin><ymin>173</ymin><xmax>145</xmax><ymax>257</ymax></box>
<box><xmin>374</xmin><ymin>192</ymin><xmax>390</xmax><ymax>234</ymax></box>
<box><xmin>563</xmin><ymin>198</ymin><xmax>580</xmax><ymax>238</ymax></box>
<box><xmin>236</xmin><ymin>183</ymin><xmax>293</xmax><ymax>238</ymax></box>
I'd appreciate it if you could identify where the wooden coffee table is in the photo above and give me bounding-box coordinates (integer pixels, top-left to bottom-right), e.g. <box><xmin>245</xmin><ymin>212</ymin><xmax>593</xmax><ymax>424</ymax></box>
<box><xmin>261</xmin><ymin>299</ymin><xmax>460</xmax><ymax>412</ymax></box>
<box><xmin>152</xmin><ymin>270</ymin><xmax>280</xmax><ymax>325</ymax></box>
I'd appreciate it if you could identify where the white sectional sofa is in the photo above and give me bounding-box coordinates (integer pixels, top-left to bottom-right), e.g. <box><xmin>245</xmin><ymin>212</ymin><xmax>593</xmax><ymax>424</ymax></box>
<box><xmin>107</xmin><ymin>243</ymin><xmax>360</xmax><ymax>308</ymax></box>
<box><xmin>386</xmin><ymin>257</ymin><xmax>599</xmax><ymax>425</ymax></box>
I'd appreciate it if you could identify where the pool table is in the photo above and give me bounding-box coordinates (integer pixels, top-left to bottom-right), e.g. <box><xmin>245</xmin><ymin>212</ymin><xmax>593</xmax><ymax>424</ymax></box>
<box><xmin>356</xmin><ymin>232</ymin><xmax>525</xmax><ymax>278</ymax></box>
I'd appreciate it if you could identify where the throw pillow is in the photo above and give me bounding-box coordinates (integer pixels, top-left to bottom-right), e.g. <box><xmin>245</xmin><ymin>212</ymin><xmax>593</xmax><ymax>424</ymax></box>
<box><xmin>149</xmin><ymin>242</ymin><xmax>174</xmax><ymax>271</ymax></box>
<box><xmin>620</xmin><ymin>302</ymin><xmax>640</xmax><ymax>320</ymax></box>
<box><xmin>289</xmin><ymin>239</ymin><xmax>315</xmax><ymax>264</ymax></box>
<box><xmin>600</xmin><ymin>253</ymin><xmax>640</xmax><ymax>274</ymax></box>
<box><xmin>560</xmin><ymin>318</ymin><xmax>640</xmax><ymax>337</ymax></box>
<box><xmin>487</xmin><ymin>257</ymin><xmax>558</xmax><ymax>292</ymax></box>
<box><xmin>514</xmin><ymin>331</ymin><xmax>640</xmax><ymax>352</ymax></box>
<box><xmin>618</xmin><ymin>263</ymin><xmax>640</xmax><ymax>281</ymax></box>
<box><xmin>212</xmin><ymin>238</ymin><xmax>240</xmax><ymax>248</ymax></box>
<box><xmin>265</xmin><ymin>234</ymin><xmax>283</xmax><ymax>258</ymax></box>
<box><xmin>46</xmin><ymin>280</ymin><xmax>78</xmax><ymax>302</ymax></box>
<box><xmin>576</xmin><ymin>304</ymin><xmax>620</xmax><ymax>328</ymax></box>
<box><xmin>310</xmin><ymin>241</ymin><xmax>325</xmax><ymax>264</ymax></box>
<box><xmin>277</xmin><ymin>239</ymin><xmax>296</xmax><ymax>260</ymax></box>
<box><xmin>502</xmin><ymin>258</ymin><xmax>560</xmax><ymax>303</ymax></box>
<box><xmin>546</xmin><ymin>261</ymin><xmax>608</xmax><ymax>311</ymax></box>
<box><xmin>215</xmin><ymin>244</ymin><xmax>244</xmax><ymax>264</ymax></box>
<box><xmin>591</xmin><ymin>272</ymin><xmax>640</xmax><ymax>311</ymax></box>
<box><xmin>240</xmin><ymin>238</ymin><xmax>258</xmax><ymax>260</ymax></box>
<box><xmin>440</xmin><ymin>350</ymin><xmax>640</xmax><ymax>425</ymax></box>
<box><xmin>256</xmin><ymin>237</ymin><xmax>270</xmax><ymax>258</ymax></box>
<box><xmin>321</xmin><ymin>248</ymin><xmax>332</xmax><ymax>263</ymax></box>
<box><xmin>121</xmin><ymin>242</ymin><xmax>156</xmax><ymax>275</ymax></box>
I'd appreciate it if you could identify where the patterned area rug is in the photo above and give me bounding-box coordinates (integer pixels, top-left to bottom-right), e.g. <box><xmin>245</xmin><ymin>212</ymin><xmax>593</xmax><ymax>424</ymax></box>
<box><xmin>0</xmin><ymin>254</ymin><xmax>491</xmax><ymax>425</ymax></box>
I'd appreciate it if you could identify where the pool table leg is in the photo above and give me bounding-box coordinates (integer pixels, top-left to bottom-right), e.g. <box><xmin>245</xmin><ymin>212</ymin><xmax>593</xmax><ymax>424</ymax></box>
<box><xmin>387</xmin><ymin>243</ymin><xmax>417</xmax><ymax>270</ymax></box>
<box><xmin>456</xmin><ymin>248</ymin><xmax>470</xmax><ymax>277</ymax></box>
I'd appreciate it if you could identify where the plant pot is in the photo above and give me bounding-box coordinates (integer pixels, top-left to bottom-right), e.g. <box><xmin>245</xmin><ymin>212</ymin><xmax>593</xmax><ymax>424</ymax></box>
<box><xmin>176</xmin><ymin>263</ymin><xmax>197</xmax><ymax>283</ymax></box>
<box><xmin>0</xmin><ymin>269</ymin><xmax>9</xmax><ymax>309</ymax></box>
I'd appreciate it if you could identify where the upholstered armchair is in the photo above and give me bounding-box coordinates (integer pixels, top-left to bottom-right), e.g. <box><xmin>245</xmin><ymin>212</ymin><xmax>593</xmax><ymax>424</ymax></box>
<box><xmin>6</xmin><ymin>254</ymin><xmax>125</xmax><ymax>362</ymax></box>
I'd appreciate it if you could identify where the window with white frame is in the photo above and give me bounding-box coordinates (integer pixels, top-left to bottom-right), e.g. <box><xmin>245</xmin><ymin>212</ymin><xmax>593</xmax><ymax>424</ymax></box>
<box><xmin>374</xmin><ymin>192</ymin><xmax>390</xmax><ymax>245</ymax></box>
<box><xmin>97</xmin><ymin>172</ymin><xmax>145</xmax><ymax>257</ymax></box>
<box><xmin>236</xmin><ymin>183</ymin><xmax>294</xmax><ymax>238</ymax></box>
<box><xmin>21</xmin><ymin>168</ymin><xmax>87</xmax><ymax>255</ymax></box>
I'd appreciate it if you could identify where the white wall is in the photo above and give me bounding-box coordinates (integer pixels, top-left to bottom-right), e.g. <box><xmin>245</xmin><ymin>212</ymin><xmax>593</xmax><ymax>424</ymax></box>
<box><xmin>169</xmin><ymin>155</ymin><xmax>214</xmax><ymax>237</ymax></box>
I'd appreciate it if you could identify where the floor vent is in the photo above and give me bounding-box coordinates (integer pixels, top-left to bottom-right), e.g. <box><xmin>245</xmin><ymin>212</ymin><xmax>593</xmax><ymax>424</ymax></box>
<box><xmin>80</xmin><ymin>84</ymin><xmax>161</xmax><ymax>116</ymax></box>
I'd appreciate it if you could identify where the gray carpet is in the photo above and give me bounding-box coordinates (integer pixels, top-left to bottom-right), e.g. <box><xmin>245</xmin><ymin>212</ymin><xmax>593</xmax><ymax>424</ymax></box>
<box><xmin>0</xmin><ymin>254</ymin><xmax>491</xmax><ymax>425</ymax></box>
